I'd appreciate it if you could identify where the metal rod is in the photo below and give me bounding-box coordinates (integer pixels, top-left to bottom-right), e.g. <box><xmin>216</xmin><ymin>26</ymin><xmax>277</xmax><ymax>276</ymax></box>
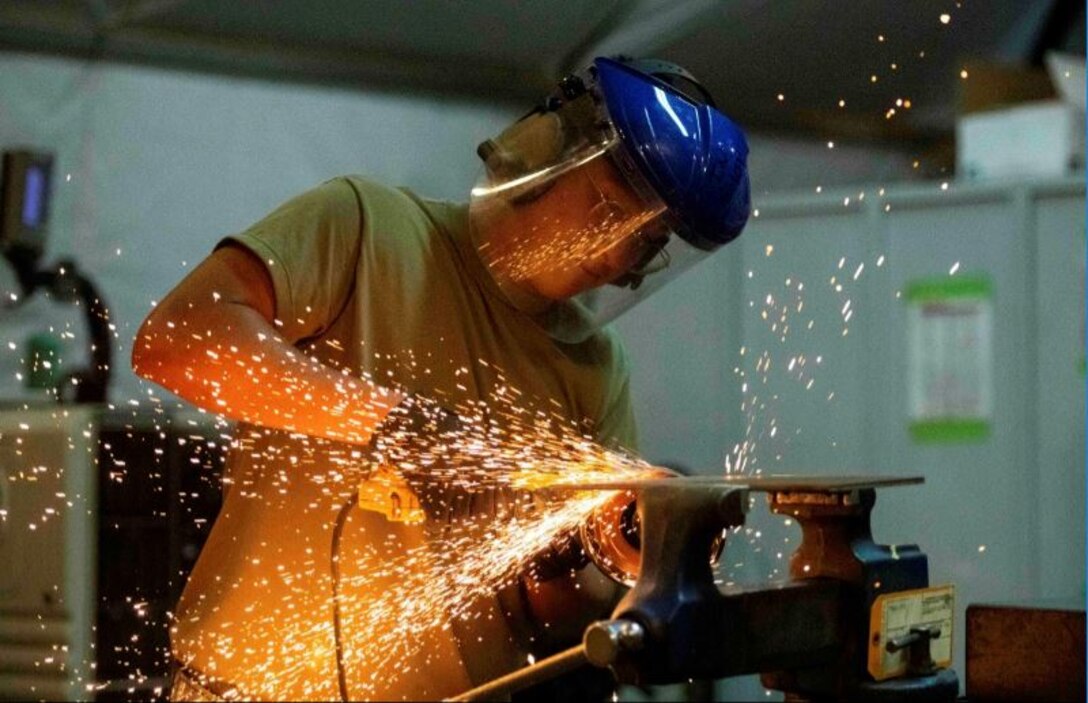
<box><xmin>546</xmin><ymin>474</ymin><xmax>924</xmax><ymax>492</ymax></box>
<box><xmin>445</xmin><ymin>644</ymin><xmax>589</xmax><ymax>702</ymax></box>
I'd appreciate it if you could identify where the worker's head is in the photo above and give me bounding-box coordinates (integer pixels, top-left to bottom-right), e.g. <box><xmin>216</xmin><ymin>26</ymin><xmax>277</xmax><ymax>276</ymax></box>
<box><xmin>470</xmin><ymin>57</ymin><xmax>750</xmax><ymax>342</ymax></box>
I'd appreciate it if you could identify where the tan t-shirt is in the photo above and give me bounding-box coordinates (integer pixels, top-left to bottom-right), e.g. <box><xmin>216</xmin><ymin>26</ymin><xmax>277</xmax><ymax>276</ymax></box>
<box><xmin>171</xmin><ymin>177</ymin><xmax>638</xmax><ymax>701</ymax></box>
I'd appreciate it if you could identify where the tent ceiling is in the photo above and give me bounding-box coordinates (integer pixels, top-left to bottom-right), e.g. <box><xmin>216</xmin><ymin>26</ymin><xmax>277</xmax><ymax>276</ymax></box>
<box><xmin>1</xmin><ymin>0</ymin><xmax>1082</xmax><ymax>146</ymax></box>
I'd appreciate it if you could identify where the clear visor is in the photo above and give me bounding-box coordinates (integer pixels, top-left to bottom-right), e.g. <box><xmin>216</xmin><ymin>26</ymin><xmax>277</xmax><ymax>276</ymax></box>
<box><xmin>470</xmin><ymin>94</ymin><xmax>713</xmax><ymax>343</ymax></box>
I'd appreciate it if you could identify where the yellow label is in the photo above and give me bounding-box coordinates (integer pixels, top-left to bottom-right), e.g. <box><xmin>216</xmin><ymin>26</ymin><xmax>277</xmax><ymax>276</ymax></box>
<box><xmin>357</xmin><ymin>465</ymin><xmax>426</xmax><ymax>524</ymax></box>
<box><xmin>868</xmin><ymin>584</ymin><xmax>955</xmax><ymax>681</ymax></box>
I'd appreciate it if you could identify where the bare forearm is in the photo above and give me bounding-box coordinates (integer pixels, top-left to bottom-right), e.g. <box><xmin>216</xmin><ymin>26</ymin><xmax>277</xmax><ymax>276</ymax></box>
<box><xmin>133</xmin><ymin>300</ymin><xmax>396</xmax><ymax>444</ymax></box>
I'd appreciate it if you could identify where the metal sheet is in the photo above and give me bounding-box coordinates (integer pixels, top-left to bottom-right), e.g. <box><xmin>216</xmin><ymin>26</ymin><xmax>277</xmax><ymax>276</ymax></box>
<box><xmin>549</xmin><ymin>474</ymin><xmax>923</xmax><ymax>492</ymax></box>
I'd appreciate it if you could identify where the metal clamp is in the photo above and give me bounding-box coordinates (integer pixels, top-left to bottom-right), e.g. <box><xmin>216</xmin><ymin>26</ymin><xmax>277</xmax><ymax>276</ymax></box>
<box><xmin>886</xmin><ymin>625</ymin><xmax>942</xmax><ymax>676</ymax></box>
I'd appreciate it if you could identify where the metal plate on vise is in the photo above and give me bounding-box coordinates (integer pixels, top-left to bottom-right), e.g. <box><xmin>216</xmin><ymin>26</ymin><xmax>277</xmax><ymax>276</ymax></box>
<box><xmin>552</xmin><ymin>475</ymin><xmax>923</xmax><ymax>492</ymax></box>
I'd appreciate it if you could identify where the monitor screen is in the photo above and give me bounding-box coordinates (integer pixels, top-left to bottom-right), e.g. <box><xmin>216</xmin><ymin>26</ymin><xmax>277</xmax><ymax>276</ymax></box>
<box><xmin>22</xmin><ymin>164</ymin><xmax>46</xmax><ymax>228</ymax></box>
<box><xmin>1</xmin><ymin>150</ymin><xmax>53</xmax><ymax>255</ymax></box>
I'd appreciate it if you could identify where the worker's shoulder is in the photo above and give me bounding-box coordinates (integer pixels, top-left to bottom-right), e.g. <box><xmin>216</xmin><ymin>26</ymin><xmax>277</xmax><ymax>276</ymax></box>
<box><xmin>332</xmin><ymin>176</ymin><xmax>462</xmax><ymax>239</ymax></box>
<box><xmin>278</xmin><ymin>175</ymin><xmax>439</xmax><ymax>220</ymax></box>
<box><xmin>289</xmin><ymin>175</ymin><xmax>414</xmax><ymax>217</ymax></box>
<box><xmin>333</xmin><ymin>174</ymin><xmax>401</xmax><ymax>200</ymax></box>
<box><xmin>310</xmin><ymin>175</ymin><xmax>403</xmax><ymax>216</ymax></box>
<box><xmin>261</xmin><ymin>176</ymin><xmax>362</xmax><ymax>223</ymax></box>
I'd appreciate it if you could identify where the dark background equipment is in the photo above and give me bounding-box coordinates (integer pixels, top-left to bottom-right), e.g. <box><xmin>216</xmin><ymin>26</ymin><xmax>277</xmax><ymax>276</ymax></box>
<box><xmin>0</xmin><ymin>148</ymin><xmax>113</xmax><ymax>403</ymax></box>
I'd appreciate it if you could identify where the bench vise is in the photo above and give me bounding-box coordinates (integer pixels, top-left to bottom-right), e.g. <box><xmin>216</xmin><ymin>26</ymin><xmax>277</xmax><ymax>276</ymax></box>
<box><xmin>581</xmin><ymin>476</ymin><xmax>959</xmax><ymax>702</ymax></box>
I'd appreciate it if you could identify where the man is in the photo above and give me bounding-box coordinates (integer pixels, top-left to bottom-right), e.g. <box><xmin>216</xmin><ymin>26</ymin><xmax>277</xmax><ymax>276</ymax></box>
<box><xmin>133</xmin><ymin>56</ymin><xmax>749</xmax><ymax>701</ymax></box>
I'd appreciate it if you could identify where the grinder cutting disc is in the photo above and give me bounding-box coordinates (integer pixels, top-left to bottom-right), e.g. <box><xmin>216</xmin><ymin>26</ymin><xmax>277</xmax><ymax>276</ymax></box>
<box><xmin>578</xmin><ymin>488</ymin><xmax>728</xmax><ymax>587</ymax></box>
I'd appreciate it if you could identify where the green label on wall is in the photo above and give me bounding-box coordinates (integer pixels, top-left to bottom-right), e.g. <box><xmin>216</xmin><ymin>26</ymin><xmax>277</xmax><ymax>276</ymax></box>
<box><xmin>905</xmin><ymin>274</ymin><xmax>993</xmax><ymax>444</ymax></box>
<box><xmin>909</xmin><ymin>419</ymin><xmax>991</xmax><ymax>443</ymax></box>
<box><xmin>905</xmin><ymin>276</ymin><xmax>992</xmax><ymax>302</ymax></box>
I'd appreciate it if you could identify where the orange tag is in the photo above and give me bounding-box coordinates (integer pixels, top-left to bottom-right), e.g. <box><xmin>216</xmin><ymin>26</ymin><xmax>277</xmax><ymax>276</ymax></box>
<box><xmin>357</xmin><ymin>465</ymin><xmax>425</xmax><ymax>524</ymax></box>
<box><xmin>868</xmin><ymin>584</ymin><xmax>955</xmax><ymax>681</ymax></box>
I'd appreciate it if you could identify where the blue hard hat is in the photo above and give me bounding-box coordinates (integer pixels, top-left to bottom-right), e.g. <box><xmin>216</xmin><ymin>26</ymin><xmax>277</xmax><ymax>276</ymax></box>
<box><xmin>592</xmin><ymin>57</ymin><xmax>751</xmax><ymax>252</ymax></box>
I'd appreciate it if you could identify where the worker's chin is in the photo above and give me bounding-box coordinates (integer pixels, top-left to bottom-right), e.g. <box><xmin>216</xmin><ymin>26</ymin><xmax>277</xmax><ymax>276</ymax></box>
<box><xmin>529</xmin><ymin>269</ymin><xmax>605</xmax><ymax>301</ymax></box>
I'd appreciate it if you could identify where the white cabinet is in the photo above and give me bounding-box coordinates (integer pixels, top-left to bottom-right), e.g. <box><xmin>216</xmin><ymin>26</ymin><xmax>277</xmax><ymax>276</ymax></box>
<box><xmin>0</xmin><ymin>408</ymin><xmax>97</xmax><ymax>701</ymax></box>
<box><xmin>0</xmin><ymin>408</ymin><xmax>224</xmax><ymax>701</ymax></box>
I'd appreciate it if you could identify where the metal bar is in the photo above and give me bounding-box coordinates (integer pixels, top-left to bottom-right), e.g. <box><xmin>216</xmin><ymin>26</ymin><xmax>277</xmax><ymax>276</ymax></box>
<box><xmin>550</xmin><ymin>475</ymin><xmax>923</xmax><ymax>492</ymax></box>
<box><xmin>446</xmin><ymin>645</ymin><xmax>588</xmax><ymax>702</ymax></box>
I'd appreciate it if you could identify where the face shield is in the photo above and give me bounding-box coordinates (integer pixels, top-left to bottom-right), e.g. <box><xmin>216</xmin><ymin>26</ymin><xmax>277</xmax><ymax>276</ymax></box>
<box><xmin>469</xmin><ymin>58</ymin><xmax>750</xmax><ymax>344</ymax></box>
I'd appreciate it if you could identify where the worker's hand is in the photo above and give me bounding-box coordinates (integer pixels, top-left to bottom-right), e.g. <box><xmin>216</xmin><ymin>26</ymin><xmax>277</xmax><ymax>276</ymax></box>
<box><xmin>366</xmin><ymin>393</ymin><xmax>462</xmax><ymax>464</ymax></box>
<box><xmin>358</xmin><ymin>393</ymin><xmax>493</xmax><ymax>526</ymax></box>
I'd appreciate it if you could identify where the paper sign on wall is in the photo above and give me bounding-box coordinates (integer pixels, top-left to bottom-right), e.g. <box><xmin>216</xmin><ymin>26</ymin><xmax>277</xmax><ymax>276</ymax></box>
<box><xmin>906</xmin><ymin>275</ymin><xmax>993</xmax><ymax>442</ymax></box>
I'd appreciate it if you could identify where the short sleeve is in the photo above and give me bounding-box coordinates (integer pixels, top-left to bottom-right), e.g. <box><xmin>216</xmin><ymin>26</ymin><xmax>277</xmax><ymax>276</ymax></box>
<box><xmin>220</xmin><ymin>178</ymin><xmax>362</xmax><ymax>343</ymax></box>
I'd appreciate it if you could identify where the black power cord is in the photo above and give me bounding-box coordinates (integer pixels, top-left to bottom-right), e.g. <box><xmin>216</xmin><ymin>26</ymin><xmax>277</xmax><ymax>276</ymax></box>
<box><xmin>331</xmin><ymin>494</ymin><xmax>358</xmax><ymax>703</ymax></box>
<box><xmin>34</xmin><ymin>261</ymin><xmax>112</xmax><ymax>403</ymax></box>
